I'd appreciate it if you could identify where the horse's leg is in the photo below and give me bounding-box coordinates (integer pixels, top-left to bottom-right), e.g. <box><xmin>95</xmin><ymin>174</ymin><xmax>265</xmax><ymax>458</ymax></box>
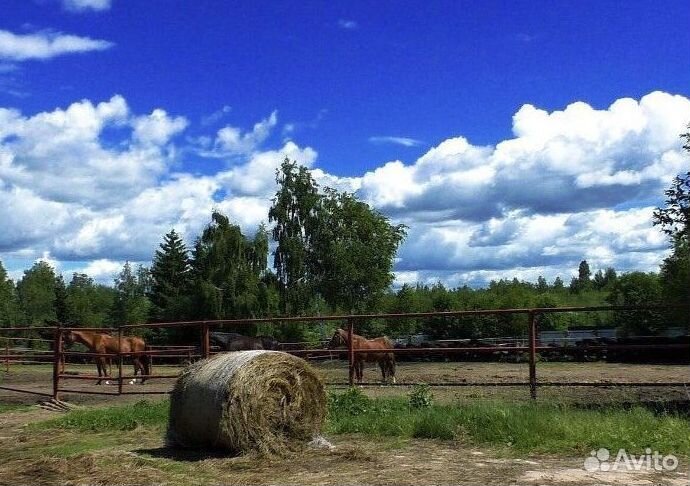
<box><xmin>388</xmin><ymin>354</ymin><xmax>396</xmax><ymax>384</ymax></box>
<box><xmin>96</xmin><ymin>357</ymin><xmax>104</xmax><ymax>385</ymax></box>
<box><xmin>357</xmin><ymin>359</ymin><xmax>364</xmax><ymax>383</ymax></box>
<box><xmin>389</xmin><ymin>353</ymin><xmax>395</xmax><ymax>385</ymax></box>
<box><xmin>141</xmin><ymin>353</ymin><xmax>150</xmax><ymax>384</ymax></box>
<box><xmin>378</xmin><ymin>360</ymin><xmax>387</xmax><ymax>384</ymax></box>
<box><xmin>132</xmin><ymin>357</ymin><xmax>142</xmax><ymax>383</ymax></box>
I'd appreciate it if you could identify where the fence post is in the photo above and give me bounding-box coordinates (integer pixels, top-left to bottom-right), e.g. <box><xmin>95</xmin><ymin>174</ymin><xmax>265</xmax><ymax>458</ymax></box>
<box><xmin>347</xmin><ymin>319</ymin><xmax>355</xmax><ymax>387</ymax></box>
<box><xmin>117</xmin><ymin>328</ymin><xmax>124</xmax><ymax>395</ymax></box>
<box><xmin>5</xmin><ymin>338</ymin><xmax>8</xmax><ymax>373</ymax></box>
<box><xmin>201</xmin><ymin>322</ymin><xmax>210</xmax><ymax>359</ymax></box>
<box><xmin>528</xmin><ymin>310</ymin><xmax>537</xmax><ymax>399</ymax></box>
<box><xmin>52</xmin><ymin>327</ymin><xmax>62</xmax><ymax>400</ymax></box>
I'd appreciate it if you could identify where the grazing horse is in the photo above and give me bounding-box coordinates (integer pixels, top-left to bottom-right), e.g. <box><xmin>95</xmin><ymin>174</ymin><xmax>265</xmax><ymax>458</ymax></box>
<box><xmin>328</xmin><ymin>328</ymin><xmax>396</xmax><ymax>384</ymax></box>
<box><xmin>209</xmin><ymin>331</ymin><xmax>280</xmax><ymax>352</ymax></box>
<box><xmin>64</xmin><ymin>330</ymin><xmax>150</xmax><ymax>385</ymax></box>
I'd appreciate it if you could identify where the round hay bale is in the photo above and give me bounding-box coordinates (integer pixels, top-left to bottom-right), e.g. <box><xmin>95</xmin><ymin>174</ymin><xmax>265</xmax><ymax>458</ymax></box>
<box><xmin>167</xmin><ymin>350</ymin><xmax>326</xmax><ymax>454</ymax></box>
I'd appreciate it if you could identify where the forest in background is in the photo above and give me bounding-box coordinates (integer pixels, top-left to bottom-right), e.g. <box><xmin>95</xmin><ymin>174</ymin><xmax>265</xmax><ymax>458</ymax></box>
<box><xmin>1</xmin><ymin>139</ymin><xmax>688</xmax><ymax>344</ymax></box>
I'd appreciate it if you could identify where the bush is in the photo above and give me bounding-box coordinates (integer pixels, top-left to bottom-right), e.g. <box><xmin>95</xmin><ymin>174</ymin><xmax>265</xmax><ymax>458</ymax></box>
<box><xmin>408</xmin><ymin>384</ymin><xmax>433</xmax><ymax>409</ymax></box>
<box><xmin>328</xmin><ymin>387</ymin><xmax>371</xmax><ymax>416</ymax></box>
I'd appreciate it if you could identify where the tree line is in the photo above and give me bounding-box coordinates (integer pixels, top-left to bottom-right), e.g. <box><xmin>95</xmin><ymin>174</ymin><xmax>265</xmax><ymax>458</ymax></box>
<box><xmin>1</xmin><ymin>134</ymin><xmax>688</xmax><ymax>344</ymax></box>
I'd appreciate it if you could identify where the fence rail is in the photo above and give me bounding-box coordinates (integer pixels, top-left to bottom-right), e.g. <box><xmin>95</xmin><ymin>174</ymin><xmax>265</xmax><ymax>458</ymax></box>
<box><xmin>0</xmin><ymin>304</ymin><xmax>688</xmax><ymax>401</ymax></box>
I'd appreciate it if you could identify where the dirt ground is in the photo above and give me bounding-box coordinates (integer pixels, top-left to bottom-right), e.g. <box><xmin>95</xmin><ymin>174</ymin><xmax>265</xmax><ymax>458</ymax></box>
<box><xmin>1</xmin><ymin>360</ymin><xmax>689</xmax><ymax>406</ymax></box>
<box><xmin>0</xmin><ymin>405</ymin><xmax>688</xmax><ymax>486</ymax></box>
<box><xmin>1</xmin><ymin>360</ymin><xmax>689</xmax><ymax>485</ymax></box>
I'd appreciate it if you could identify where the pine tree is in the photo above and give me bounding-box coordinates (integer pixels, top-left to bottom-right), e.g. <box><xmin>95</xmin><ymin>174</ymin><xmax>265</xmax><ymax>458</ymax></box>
<box><xmin>150</xmin><ymin>229</ymin><xmax>191</xmax><ymax>321</ymax></box>
<box><xmin>578</xmin><ymin>260</ymin><xmax>591</xmax><ymax>286</ymax></box>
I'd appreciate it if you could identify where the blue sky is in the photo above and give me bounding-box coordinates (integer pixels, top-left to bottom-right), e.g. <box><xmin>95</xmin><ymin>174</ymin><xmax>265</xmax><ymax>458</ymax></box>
<box><xmin>1</xmin><ymin>0</ymin><xmax>689</xmax><ymax>287</ymax></box>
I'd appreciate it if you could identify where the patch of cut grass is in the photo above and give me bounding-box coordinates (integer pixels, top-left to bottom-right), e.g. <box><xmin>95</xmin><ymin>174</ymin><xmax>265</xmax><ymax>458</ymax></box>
<box><xmin>38</xmin><ymin>433</ymin><xmax>124</xmax><ymax>457</ymax></box>
<box><xmin>32</xmin><ymin>399</ymin><xmax>169</xmax><ymax>432</ymax></box>
<box><xmin>0</xmin><ymin>403</ymin><xmax>31</xmax><ymax>413</ymax></box>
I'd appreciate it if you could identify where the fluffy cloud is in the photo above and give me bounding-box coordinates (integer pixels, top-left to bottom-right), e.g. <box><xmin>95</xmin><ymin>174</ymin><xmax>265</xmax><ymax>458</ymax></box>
<box><xmin>216</xmin><ymin>141</ymin><xmax>317</xmax><ymax>197</ymax></box>
<box><xmin>0</xmin><ymin>95</ymin><xmax>186</xmax><ymax>207</ymax></box>
<box><xmin>360</xmin><ymin>92</ymin><xmax>690</xmax><ymax>223</ymax></box>
<box><xmin>0</xmin><ymin>29</ymin><xmax>113</xmax><ymax>61</ymax></box>
<box><xmin>0</xmin><ymin>91</ymin><xmax>687</xmax><ymax>288</ymax></box>
<box><xmin>203</xmin><ymin>111</ymin><xmax>279</xmax><ymax>157</ymax></box>
<box><xmin>133</xmin><ymin>109</ymin><xmax>188</xmax><ymax>146</ymax></box>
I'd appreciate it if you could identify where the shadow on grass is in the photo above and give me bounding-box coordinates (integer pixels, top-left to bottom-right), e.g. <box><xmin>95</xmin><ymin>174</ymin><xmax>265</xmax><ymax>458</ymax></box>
<box><xmin>134</xmin><ymin>446</ymin><xmax>235</xmax><ymax>462</ymax></box>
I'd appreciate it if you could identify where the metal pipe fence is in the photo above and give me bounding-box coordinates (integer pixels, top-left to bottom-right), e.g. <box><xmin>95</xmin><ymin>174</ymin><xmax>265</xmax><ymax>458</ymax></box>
<box><xmin>0</xmin><ymin>304</ymin><xmax>687</xmax><ymax>401</ymax></box>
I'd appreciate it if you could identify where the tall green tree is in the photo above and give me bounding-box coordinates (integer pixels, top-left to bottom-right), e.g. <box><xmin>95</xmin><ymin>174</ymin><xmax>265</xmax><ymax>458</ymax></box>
<box><xmin>578</xmin><ymin>260</ymin><xmax>591</xmax><ymax>287</ymax></box>
<box><xmin>658</xmin><ymin>236</ymin><xmax>689</xmax><ymax>324</ymax></box>
<box><xmin>653</xmin><ymin>127</ymin><xmax>690</xmax><ymax>325</ymax></box>
<box><xmin>389</xmin><ymin>284</ymin><xmax>422</xmax><ymax>335</ymax></box>
<box><xmin>191</xmin><ymin>211</ymin><xmax>269</xmax><ymax>319</ymax></box>
<box><xmin>16</xmin><ymin>261</ymin><xmax>58</xmax><ymax>326</ymax></box>
<box><xmin>54</xmin><ymin>274</ymin><xmax>68</xmax><ymax>324</ymax></box>
<box><xmin>150</xmin><ymin>229</ymin><xmax>192</xmax><ymax>321</ymax></box>
<box><xmin>268</xmin><ymin>158</ymin><xmax>322</xmax><ymax>315</ymax></box>
<box><xmin>652</xmin><ymin>174</ymin><xmax>689</xmax><ymax>241</ymax></box>
<box><xmin>111</xmin><ymin>262</ymin><xmax>152</xmax><ymax>325</ymax></box>
<box><xmin>593</xmin><ymin>267</ymin><xmax>617</xmax><ymax>290</ymax></box>
<box><xmin>569</xmin><ymin>260</ymin><xmax>592</xmax><ymax>294</ymax></box>
<box><xmin>65</xmin><ymin>273</ymin><xmax>115</xmax><ymax>327</ymax></box>
<box><xmin>314</xmin><ymin>188</ymin><xmax>407</xmax><ymax>314</ymax></box>
<box><xmin>0</xmin><ymin>260</ymin><xmax>22</xmax><ymax>326</ymax></box>
<box><xmin>607</xmin><ymin>272</ymin><xmax>663</xmax><ymax>334</ymax></box>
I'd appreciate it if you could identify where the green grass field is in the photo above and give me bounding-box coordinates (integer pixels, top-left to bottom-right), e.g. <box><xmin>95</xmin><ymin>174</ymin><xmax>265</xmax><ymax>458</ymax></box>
<box><xmin>30</xmin><ymin>389</ymin><xmax>690</xmax><ymax>457</ymax></box>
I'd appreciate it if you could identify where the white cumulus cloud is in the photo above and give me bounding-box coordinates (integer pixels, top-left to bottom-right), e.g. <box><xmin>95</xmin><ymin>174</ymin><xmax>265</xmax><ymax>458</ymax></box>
<box><xmin>205</xmin><ymin>111</ymin><xmax>279</xmax><ymax>157</ymax></box>
<box><xmin>0</xmin><ymin>91</ymin><xmax>687</xmax><ymax>289</ymax></box>
<box><xmin>0</xmin><ymin>29</ymin><xmax>113</xmax><ymax>61</ymax></box>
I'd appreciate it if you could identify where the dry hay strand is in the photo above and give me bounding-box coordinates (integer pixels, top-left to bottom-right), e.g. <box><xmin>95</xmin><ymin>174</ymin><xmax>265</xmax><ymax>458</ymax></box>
<box><xmin>167</xmin><ymin>350</ymin><xmax>326</xmax><ymax>455</ymax></box>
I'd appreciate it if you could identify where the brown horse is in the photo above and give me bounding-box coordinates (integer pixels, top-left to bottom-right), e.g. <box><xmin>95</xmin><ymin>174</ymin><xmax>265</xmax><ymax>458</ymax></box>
<box><xmin>328</xmin><ymin>328</ymin><xmax>396</xmax><ymax>384</ymax></box>
<box><xmin>64</xmin><ymin>330</ymin><xmax>150</xmax><ymax>385</ymax></box>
